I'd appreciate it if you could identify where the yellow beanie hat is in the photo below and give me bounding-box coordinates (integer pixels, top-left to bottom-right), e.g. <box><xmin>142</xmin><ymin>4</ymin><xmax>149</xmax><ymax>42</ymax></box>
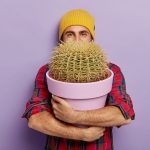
<box><xmin>59</xmin><ymin>9</ymin><xmax>95</xmax><ymax>40</ymax></box>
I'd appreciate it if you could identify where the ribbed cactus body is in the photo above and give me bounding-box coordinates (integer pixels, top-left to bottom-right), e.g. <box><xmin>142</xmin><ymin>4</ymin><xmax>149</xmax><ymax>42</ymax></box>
<box><xmin>49</xmin><ymin>41</ymin><xmax>108</xmax><ymax>83</ymax></box>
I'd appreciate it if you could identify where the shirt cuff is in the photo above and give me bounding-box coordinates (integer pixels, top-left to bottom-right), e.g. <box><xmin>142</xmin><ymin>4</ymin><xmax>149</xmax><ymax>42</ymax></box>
<box><xmin>22</xmin><ymin>102</ymin><xmax>51</xmax><ymax>120</ymax></box>
<box><xmin>108</xmin><ymin>99</ymin><xmax>135</xmax><ymax>120</ymax></box>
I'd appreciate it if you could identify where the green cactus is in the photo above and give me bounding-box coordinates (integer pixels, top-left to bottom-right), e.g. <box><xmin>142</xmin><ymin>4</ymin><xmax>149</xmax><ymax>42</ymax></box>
<box><xmin>48</xmin><ymin>41</ymin><xmax>109</xmax><ymax>83</ymax></box>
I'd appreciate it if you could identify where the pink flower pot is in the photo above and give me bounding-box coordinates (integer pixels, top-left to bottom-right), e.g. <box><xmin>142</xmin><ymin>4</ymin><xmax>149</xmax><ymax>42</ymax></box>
<box><xmin>46</xmin><ymin>69</ymin><xmax>114</xmax><ymax>110</ymax></box>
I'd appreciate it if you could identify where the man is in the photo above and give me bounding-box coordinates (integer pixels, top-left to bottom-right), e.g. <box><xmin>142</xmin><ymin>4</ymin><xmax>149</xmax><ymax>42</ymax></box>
<box><xmin>23</xmin><ymin>9</ymin><xmax>135</xmax><ymax>150</ymax></box>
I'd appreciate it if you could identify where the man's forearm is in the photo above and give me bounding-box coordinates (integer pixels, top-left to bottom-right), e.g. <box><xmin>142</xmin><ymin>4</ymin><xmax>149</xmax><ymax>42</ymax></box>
<box><xmin>75</xmin><ymin>106</ymin><xmax>131</xmax><ymax>127</ymax></box>
<box><xmin>28</xmin><ymin>111</ymin><xmax>84</xmax><ymax>140</ymax></box>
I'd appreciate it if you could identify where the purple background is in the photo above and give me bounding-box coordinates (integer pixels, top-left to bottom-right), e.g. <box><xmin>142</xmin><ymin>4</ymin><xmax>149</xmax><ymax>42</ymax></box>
<box><xmin>0</xmin><ymin>0</ymin><xmax>149</xmax><ymax>149</ymax></box>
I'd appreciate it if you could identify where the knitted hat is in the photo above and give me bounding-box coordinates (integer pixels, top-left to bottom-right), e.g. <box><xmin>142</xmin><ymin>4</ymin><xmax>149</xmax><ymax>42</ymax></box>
<box><xmin>59</xmin><ymin>9</ymin><xmax>95</xmax><ymax>40</ymax></box>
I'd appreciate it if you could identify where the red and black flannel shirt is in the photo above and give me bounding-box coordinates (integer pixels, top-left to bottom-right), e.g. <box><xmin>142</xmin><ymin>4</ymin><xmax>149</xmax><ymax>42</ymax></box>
<box><xmin>22</xmin><ymin>63</ymin><xmax>135</xmax><ymax>150</ymax></box>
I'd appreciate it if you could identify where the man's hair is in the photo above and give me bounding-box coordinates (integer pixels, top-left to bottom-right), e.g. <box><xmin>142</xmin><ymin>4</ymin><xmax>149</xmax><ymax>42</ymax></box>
<box><xmin>59</xmin><ymin>9</ymin><xmax>95</xmax><ymax>40</ymax></box>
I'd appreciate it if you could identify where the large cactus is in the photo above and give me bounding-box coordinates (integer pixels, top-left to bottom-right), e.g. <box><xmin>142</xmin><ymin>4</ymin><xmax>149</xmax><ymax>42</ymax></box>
<box><xmin>48</xmin><ymin>41</ymin><xmax>109</xmax><ymax>83</ymax></box>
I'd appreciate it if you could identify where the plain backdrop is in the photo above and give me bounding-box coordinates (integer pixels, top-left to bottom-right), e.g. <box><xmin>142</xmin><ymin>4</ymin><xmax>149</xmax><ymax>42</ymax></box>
<box><xmin>0</xmin><ymin>0</ymin><xmax>150</xmax><ymax>149</ymax></box>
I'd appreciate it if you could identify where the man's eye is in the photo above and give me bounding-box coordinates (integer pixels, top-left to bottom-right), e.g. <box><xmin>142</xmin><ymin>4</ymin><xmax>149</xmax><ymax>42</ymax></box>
<box><xmin>67</xmin><ymin>33</ymin><xmax>73</xmax><ymax>37</ymax></box>
<box><xmin>81</xmin><ymin>33</ymin><xmax>88</xmax><ymax>36</ymax></box>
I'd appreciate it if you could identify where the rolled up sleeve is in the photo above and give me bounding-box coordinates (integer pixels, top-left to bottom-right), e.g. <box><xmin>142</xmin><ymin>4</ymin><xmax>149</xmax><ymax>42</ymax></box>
<box><xmin>107</xmin><ymin>63</ymin><xmax>135</xmax><ymax>120</ymax></box>
<box><xmin>22</xmin><ymin>64</ymin><xmax>52</xmax><ymax>120</ymax></box>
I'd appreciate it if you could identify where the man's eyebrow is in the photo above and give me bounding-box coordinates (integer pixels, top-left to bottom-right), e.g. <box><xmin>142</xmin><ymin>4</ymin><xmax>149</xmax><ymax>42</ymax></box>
<box><xmin>80</xmin><ymin>30</ymin><xmax>90</xmax><ymax>34</ymax></box>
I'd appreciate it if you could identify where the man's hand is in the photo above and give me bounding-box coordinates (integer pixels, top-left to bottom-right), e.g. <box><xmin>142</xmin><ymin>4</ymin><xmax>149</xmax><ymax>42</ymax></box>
<box><xmin>51</xmin><ymin>95</ymin><xmax>77</xmax><ymax>123</ymax></box>
<box><xmin>82</xmin><ymin>126</ymin><xmax>105</xmax><ymax>142</ymax></box>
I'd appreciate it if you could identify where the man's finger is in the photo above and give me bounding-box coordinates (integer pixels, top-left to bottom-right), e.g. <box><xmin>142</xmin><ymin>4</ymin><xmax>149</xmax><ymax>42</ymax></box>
<box><xmin>52</xmin><ymin>95</ymin><xmax>65</xmax><ymax>104</ymax></box>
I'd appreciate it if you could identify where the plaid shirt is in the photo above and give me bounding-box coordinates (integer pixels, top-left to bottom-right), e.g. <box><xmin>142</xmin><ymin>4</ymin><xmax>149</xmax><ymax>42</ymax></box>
<box><xmin>22</xmin><ymin>63</ymin><xmax>135</xmax><ymax>150</ymax></box>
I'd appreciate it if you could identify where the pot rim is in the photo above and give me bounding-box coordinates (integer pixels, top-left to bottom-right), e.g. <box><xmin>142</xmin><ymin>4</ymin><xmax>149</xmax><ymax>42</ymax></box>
<box><xmin>46</xmin><ymin>68</ymin><xmax>114</xmax><ymax>85</ymax></box>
